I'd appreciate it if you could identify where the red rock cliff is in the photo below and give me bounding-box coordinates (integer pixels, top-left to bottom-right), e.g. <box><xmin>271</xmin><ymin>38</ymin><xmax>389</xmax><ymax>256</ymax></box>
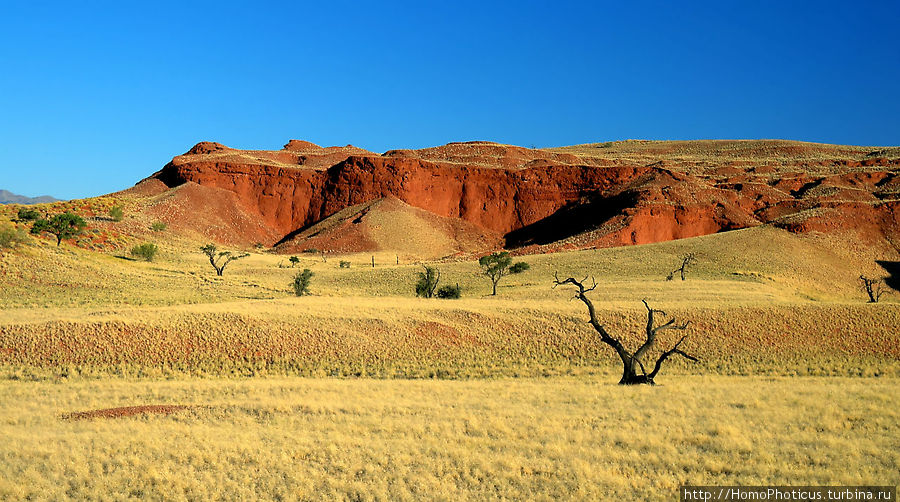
<box><xmin>147</xmin><ymin>139</ymin><xmax>900</xmax><ymax>250</ymax></box>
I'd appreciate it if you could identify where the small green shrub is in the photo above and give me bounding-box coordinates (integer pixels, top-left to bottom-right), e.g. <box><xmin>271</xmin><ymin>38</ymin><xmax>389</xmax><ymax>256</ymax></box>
<box><xmin>109</xmin><ymin>206</ymin><xmax>124</xmax><ymax>222</ymax></box>
<box><xmin>289</xmin><ymin>256</ymin><xmax>300</xmax><ymax>267</ymax></box>
<box><xmin>302</xmin><ymin>248</ymin><xmax>320</xmax><ymax>254</ymax></box>
<box><xmin>150</xmin><ymin>222</ymin><xmax>167</xmax><ymax>232</ymax></box>
<box><xmin>16</xmin><ymin>208</ymin><xmax>41</xmax><ymax>221</ymax></box>
<box><xmin>292</xmin><ymin>269</ymin><xmax>314</xmax><ymax>296</ymax></box>
<box><xmin>339</xmin><ymin>260</ymin><xmax>351</xmax><ymax>268</ymax></box>
<box><xmin>415</xmin><ymin>266</ymin><xmax>440</xmax><ymax>298</ymax></box>
<box><xmin>436</xmin><ymin>284</ymin><xmax>461</xmax><ymax>299</ymax></box>
<box><xmin>510</xmin><ymin>262</ymin><xmax>530</xmax><ymax>274</ymax></box>
<box><xmin>0</xmin><ymin>224</ymin><xmax>29</xmax><ymax>250</ymax></box>
<box><xmin>130</xmin><ymin>243</ymin><xmax>158</xmax><ymax>262</ymax></box>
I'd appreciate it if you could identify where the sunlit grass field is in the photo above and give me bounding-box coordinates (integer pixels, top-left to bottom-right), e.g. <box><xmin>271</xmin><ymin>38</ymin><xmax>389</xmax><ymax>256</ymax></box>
<box><xmin>1</xmin><ymin>207</ymin><xmax>898</xmax><ymax>499</ymax></box>
<box><xmin>1</xmin><ymin>376</ymin><xmax>897</xmax><ymax>500</ymax></box>
<box><xmin>1</xmin><ymin>224</ymin><xmax>897</xmax><ymax>379</ymax></box>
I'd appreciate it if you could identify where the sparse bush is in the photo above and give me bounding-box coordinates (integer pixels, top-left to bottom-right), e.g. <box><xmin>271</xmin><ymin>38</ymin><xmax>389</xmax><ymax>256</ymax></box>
<box><xmin>289</xmin><ymin>256</ymin><xmax>300</xmax><ymax>267</ymax></box>
<box><xmin>0</xmin><ymin>224</ymin><xmax>29</xmax><ymax>250</ymax></box>
<box><xmin>478</xmin><ymin>252</ymin><xmax>529</xmax><ymax>295</ymax></box>
<box><xmin>436</xmin><ymin>284</ymin><xmax>461</xmax><ymax>299</ymax></box>
<box><xmin>200</xmin><ymin>243</ymin><xmax>249</xmax><ymax>276</ymax></box>
<box><xmin>415</xmin><ymin>266</ymin><xmax>440</xmax><ymax>298</ymax></box>
<box><xmin>302</xmin><ymin>248</ymin><xmax>320</xmax><ymax>254</ymax></box>
<box><xmin>292</xmin><ymin>269</ymin><xmax>314</xmax><ymax>296</ymax></box>
<box><xmin>130</xmin><ymin>243</ymin><xmax>158</xmax><ymax>262</ymax></box>
<box><xmin>339</xmin><ymin>260</ymin><xmax>351</xmax><ymax>268</ymax></box>
<box><xmin>509</xmin><ymin>262</ymin><xmax>530</xmax><ymax>274</ymax></box>
<box><xmin>254</xmin><ymin>242</ymin><xmax>264</xmax><ymax>250</ymax></box>
<box><xmin>667</xmin><ymin>253</ymin><xmax>696</xmax><ymax>281</ymax></box>
<box><xmin>859</xmin><ymin>275</ymin><xmax>888</xmax><ymax>303</ymax></box>
<box><xmin>16</xmin><ymin>208</ymin><xmax>40</xmax><ymax>222</ymax></box>
<box><xmin>30</xmin><ymin>212</ymin><xmax>87</xmax><ymax>246</ymax></box>
<box><xmin>109</xmin><ymin>206</ymin><xmax>124</xmax><ymax>222</ymax></box>
<box><xmin>150</xmin><ymin>222</ymin><xmax>167</xmax><ymax>232</ymax></box>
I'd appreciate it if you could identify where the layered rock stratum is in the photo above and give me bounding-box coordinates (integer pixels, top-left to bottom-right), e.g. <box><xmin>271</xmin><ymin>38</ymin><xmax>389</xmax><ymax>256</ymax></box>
<box><xmin>133</xmin><ymin>139</ymin><xmax>900</xmax><ymax>255</ymax></box>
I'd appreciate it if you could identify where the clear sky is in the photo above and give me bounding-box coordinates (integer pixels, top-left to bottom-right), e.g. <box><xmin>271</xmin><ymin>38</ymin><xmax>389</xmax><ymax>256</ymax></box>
<box><xmin>1</xmin><ymin>1</ymin><xmax>898</xmax><ymax>199</ymax></box>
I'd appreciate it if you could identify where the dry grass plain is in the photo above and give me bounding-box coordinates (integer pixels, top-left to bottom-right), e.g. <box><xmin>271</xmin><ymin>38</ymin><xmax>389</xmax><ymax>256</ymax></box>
<box><xmin>1</xmin><ymin>202</ymin><xmax>898</xmax><ymax>499</ymax></box>
<box><xmin>1</xmin><ymin>377</ymin><xmax>897</xmax><ymax>500</ymax></box>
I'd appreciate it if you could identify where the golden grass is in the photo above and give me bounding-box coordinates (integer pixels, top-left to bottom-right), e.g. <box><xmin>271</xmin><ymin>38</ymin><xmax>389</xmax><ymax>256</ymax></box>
<box><xmin>1</xmin><ymin>295</ymin><xmax>897</xmax><ymax>379</ymax></box>
<box><xmin>1</xmin><ymin>189</ymin><xmax>898</xmax><ymax>499</ymax></box>
<box><xmin>1</xmin><ymin>223</ymin><xmax>896</xmax><ymax>379</ymax></box>
<box><xmin>551</xmin><ymin>139</ymin><xmax>895</xmax><ymax>169</ymax></box>
<box><xmin>0</xmin><ymin>376</ymin><xmax>896</xmax><ymax>500</ymax></box>
<box><xmin>0</xmin><ymin>225</ymin><xmax>890</xmax><ymax>308</ymax></box>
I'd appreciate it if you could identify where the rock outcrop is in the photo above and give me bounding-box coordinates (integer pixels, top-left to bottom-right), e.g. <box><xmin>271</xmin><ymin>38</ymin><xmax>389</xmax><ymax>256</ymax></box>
<box><xmin>141</xmin><ymin>139</ymin><xmax>900</xmax><ymax>253</ymax></box>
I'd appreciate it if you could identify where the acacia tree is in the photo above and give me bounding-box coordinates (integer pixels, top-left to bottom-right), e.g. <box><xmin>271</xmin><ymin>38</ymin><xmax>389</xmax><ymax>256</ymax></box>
<box><xmin>30</xmin><ymin>212</ymin><xmax>86</xmax><ymax>246</ymax></box>
<box><xmin>666</xmin><ymin>253</ymin><xmax>696</xmax><ymax>281</ymax></box>
<box><xmin>200</xmin><ymin>244</ymin><xmax>249</xmax><ymax>276</ymax></box>
<box><xmin>479</xmin><ymin>252</ymin><xmax>529</xmax><ymax>295</ymax></box>
<box><xmin>554</xmin><ymin>274</ymin><xmax>699</xmax><ymax>385</ymax></box>
<box><xmin>859</xmin><ymin>275</ymin><xmax>888</xmax><ymax>303</ymax></box>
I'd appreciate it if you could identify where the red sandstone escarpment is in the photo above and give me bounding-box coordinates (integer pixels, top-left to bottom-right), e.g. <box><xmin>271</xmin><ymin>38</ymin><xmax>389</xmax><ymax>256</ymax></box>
<box><xmin>153</xmin><ymin>141</ymin><xmax>653</xmax><ymax>238</ymax></box>
<box><xmin>142</xmin><ymin>139</ymin><xmax>900</xmax><ymax>252</ymax></box>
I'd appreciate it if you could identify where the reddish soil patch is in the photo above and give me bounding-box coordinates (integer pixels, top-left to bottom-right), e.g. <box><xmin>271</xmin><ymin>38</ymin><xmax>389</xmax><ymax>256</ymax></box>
<box><xmin>61</xmin><ymin>404</ymin><xmax>193</xmax><ymax>420</ymax></box>
<box><xmin>145</xmin><ymin>181</ymin><xmax>280</xmax><ymax>246</ymax></box>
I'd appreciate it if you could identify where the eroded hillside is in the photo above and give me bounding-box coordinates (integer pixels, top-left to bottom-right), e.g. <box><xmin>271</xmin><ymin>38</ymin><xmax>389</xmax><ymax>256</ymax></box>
<box><xmin>135</xmin><ymin>139</ymin><xmax>900</xmax><ymax>255</ymax></box>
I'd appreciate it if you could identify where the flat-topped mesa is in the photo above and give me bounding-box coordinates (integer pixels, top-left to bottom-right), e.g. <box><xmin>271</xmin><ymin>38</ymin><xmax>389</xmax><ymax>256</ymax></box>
<box><xmin>384</xmin><ymin>141</ymin><xmax>589</xmax><ymax>169</ymax></box>
<box><xmin>147</xmin><ymin>139</ymin><xmax>900</xmax><ymax>251</ymax></box>
<box><xmin>154</xmin><ymin>140</ymin><xmax>655</xmax><ymax>238</ymax></box>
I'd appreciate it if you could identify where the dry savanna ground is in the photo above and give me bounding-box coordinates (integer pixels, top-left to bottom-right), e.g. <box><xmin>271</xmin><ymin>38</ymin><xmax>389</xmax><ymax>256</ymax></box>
<box><xmin>1</xmin><ymin>377</ymin><xmax>897</xmax><ymax>501</ymax></box>
<box><xmin>0</xmin><ymin>199</ymin><xmax>897</xmax><ymax>499</ymax></box>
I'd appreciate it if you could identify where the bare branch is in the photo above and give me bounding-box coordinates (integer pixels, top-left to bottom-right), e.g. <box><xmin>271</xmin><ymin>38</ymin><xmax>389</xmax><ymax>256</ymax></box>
<box><xmin>860</xmin><ymin>275</ymin><xmax>889</xmax><ymax>303</ymax></box>
<box><xmin>647</xmin><ymin>335</ymin><xmax>699</xmax><ymax>380</ymax></box>
<box><xmin>667</xmin><ymin>253</ymin><xmax>696</xmax><ymax>281</ymax></box>
<box><xmin>553</xmin><ymin>273</ymin><xmax>632</xmax><ymax>367</ymax></box>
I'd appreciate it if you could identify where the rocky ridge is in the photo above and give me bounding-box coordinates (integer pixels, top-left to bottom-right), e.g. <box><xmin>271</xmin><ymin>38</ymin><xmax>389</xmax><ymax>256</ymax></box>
<box><xmin>136</xmin><ymin>139</ymin><xmax>900</xmax><ymax>254</ymax></box>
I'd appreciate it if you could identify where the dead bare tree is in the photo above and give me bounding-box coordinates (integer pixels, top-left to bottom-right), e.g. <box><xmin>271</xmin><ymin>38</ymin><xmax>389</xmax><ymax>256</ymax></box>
<box><xmin>859</xmin><ymin>275</ymin><xmax>888</xmax><ymax>303</ymax></box>
<box><xmin>554</xmin><ymin>274</ymin><xmax>698</xmax><ymax>385</ymax></box>
<box><xmin>666</xmin><ymin>253</ymin><xmax>696</xmax><ymax>281</ymax></box>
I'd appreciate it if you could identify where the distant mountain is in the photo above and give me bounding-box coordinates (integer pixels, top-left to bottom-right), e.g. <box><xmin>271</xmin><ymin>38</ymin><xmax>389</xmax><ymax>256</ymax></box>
<box><xmin>0</xmin><ymin>189</ymin><xmax>60</xmax><ymax>205</ymax></box>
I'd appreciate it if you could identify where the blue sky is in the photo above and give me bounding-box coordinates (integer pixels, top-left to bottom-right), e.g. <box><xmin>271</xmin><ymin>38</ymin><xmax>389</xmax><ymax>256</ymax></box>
<box><xmin>1</xmin><ymin>1</ymin><xmax>898</xmax><ymax>199</ymax></box>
